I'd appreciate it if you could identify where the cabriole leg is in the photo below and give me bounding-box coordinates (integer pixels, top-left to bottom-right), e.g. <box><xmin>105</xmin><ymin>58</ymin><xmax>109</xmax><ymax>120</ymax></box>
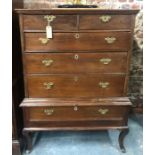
<box><xmin>119</xmin><ymin>129</ymin><xmax>129</xmax><ymax>153</ymax></box>
<box><xmin>22</xmin><ymin>130</ymin><xmax>32</xmax><ymax>154</ymax></box>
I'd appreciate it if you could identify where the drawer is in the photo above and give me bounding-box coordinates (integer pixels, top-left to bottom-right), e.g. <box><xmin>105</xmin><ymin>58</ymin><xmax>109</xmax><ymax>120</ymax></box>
<box><xmin>25</xmin><ymin>52</ymin><xmax>128</xmax><ymax>74</ymax></box>
<box><xmin>21</xmin><ymin>97</ymin><xmax>131</xmax><ymax>127</ymax></box>
<box><xmin>25</xmin><ymin>105</ymin><xmax>129</xmax><ymax>122</ymax></box>
<box><xmin>23</xmin><ymin>15</ymin><xmax>78</xmax><ymax>31</ymax></box>
<box><xmin>27</xmin><ymin>74</ymin><xmax>125</xmax><ymax>98</ymax></box>
<box><xmin>79</xmin><ymin>15</ymin><xmax>132</xmax><ymax>30</ymax></box>
<box><xmin>24</xmin><ymin>32</ymin><xmax>131</xmax><ymax>52</ymax></box>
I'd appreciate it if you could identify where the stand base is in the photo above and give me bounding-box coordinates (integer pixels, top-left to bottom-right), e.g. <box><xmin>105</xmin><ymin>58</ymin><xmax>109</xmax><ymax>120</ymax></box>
<box><xmin>23</xmin><ymin>127</ymin><xmax>129</xmax><ymax>153</ymax></box>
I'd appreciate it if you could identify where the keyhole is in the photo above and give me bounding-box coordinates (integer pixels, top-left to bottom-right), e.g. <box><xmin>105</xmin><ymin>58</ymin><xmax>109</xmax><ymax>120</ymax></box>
<box><xmin>74</xmin><ymin>54</ymin><xmax>79</xmax><ymax>60</ymax></box>
<box><xmin>74</xmin><ymin>106</ymin><xmax>78</xmax><ymax>111</ymax></box>
<box><xmin>75</xmin><ymin>33</ymin><xmax>80</xmax><ymax>39</ymax></box>
<box><xmin>74</xmin><ymin>76</ymin><xmax>79</xmax><ymax>82</ymax></box>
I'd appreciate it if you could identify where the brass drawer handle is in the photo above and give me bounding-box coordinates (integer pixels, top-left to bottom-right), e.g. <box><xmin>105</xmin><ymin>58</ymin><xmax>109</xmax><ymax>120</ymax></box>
<box><xmin>100</xmin><ymin>15</ymin><xmax>111</xmax><ymax>23</ymax></box>
<box><xmin>42</xmin><ymin>59</ymin><xmax>54</xmax><ymax>67</ymax></box>
<box><xmin>44</xmin><ymin>15</ymin><xmax>56</xmax><ymax>25</ymax></box>
<box><xmin>44</xmin><ymin>108</ymin><xmax>54</xmax><ymax>115</ymax></box>
<box><xmin>100</xmin><ymin>58</ymin><xmax>112</xmax><ymax>65</ymax></box>
<box><xmin>43</xmin><ymin>82</ymin><xmax>54</xmax><ymax>90</ymax></box>
<box><xmin>99</xmin><ymin>82</ymin><xmax>109</xmax><ymax>88</ymax></box>
<box><xmin>74</xmin><ymin>33</ymin><xmax>80</xmax><ymax>39</ymax></box>
<box><xmin>98</xmin><ymin>109</ymin><xmax>109</xmax><ymax>115</ymax></box>
<box><xmin>105</xmin><ymin>37</ymin><xmax>116</xmax><ymax>44</ymax></box>
<box><xmin>39</xmin><ymin>38</ymin><xmax>49</xmax><ymax>44</ymax></box>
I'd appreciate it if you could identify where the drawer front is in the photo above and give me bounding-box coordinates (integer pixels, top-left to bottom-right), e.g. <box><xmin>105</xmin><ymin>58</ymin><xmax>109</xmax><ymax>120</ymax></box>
<box><xmin>79</xmin><ymin>15</ymin><xmax>132</xmax><ymax>30</ymax></box>
<box><xmin>24</xmin><ymin>32</ymin><xmax>131</xmax><ymax>52</ymax></box>
<box><xmin>25</xmin><ymin>52</ymin><xmax>128</xmax><ymax>74</ymax></box>
<box><xmin>27</xmin><ymin>74</ymin><xmax>125</xmax><ymax>98</ymax></box>
<box><xmin>23</xmin><ymin>15</ymin><xmax>78</xmax><ymax>31</ymax></box>
<box><xmin>25</xmin><ymin>105</ymin><xmax>129</xmax><ymax>122</ymax></box>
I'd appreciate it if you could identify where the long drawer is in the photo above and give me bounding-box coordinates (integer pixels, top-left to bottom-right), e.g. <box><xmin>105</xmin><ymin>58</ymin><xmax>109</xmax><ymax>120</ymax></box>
<box><xmin>25</xmin><ymin>52</ymin><xmax>128</xmax><ymax>74</ymax></box>
<box><xmin>25</xmin><ymin>105</ymin><xmax>128</xmax><ymax>121</ymax></box>
<box><xmin>24</xmin><ymin>32</ymin><xmax>131</xmax><ymax>52</ymax></box>
<box><xmin>21</xmin><ymin>97</ymin><xmax>131</xmax><ymax>127</ymax></box>
<box><xmin>27</xmin><ymin>74</ymin><xmax>125</xmax><ymax>98</ymax></box>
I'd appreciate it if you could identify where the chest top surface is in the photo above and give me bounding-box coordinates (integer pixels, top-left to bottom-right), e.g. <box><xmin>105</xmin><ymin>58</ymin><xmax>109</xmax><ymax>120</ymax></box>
<box><xmin>15</xmin><ymin>8</ymin><xmax>139</xmax><ymax>14</ymax></box>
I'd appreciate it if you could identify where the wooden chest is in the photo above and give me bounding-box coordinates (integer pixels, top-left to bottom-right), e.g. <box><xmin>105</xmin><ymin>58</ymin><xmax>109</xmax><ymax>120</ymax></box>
<box><xmin>16</xmin><ymin>8</ymin><xmax>138</xmax><ymax>153</ymax></box>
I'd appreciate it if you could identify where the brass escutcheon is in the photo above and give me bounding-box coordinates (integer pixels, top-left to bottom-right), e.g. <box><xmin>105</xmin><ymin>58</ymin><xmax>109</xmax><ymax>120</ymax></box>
<box><xmin>44</xmin><ymin>15</ymin><xmax>56</xmax><ymax>25</ymax></box>
<box><xmin>74</xmin><ymin>105</ymin><xmax>78</xmax><ymax>111</ymax></box>
<box><xmin>74</xmin><ymin>54</ymin><xmax>79</xmax><ymax>60</ymax></box>
<box><xmin>74</xmin><ymin>76</ymin><xmax>79</xmax><ymax>82</ymax></box>
<box><xmin>74</xmin><ymin>33</ymin><xmax>80</xmax><ymax>39</ymax></box>
<box><xmin>100</xmin><ymin>15</ymin><xmax>112</xmax><ymax>23</ymax></box>
<box><xmin>100</xmin><ymin>58</ymin><xmax>112</xmax><ymax>65</ymax></box>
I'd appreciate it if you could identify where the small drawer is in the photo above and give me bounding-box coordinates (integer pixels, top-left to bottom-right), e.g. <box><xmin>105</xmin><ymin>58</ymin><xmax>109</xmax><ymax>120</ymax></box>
<box><xmin>26</xmin><ymin>74</ymin><xmax>125</xmax><ymax>98</ymax></box>
<box><xmin>25</xmin><ymin>52</ymin><xmax>128</xmax><ymax>74</ymax></box>
<box><xmin>23</xmin><ymin>15</ymin><xmax>78</xmax><ymax>31</ymax></box>
<box><xmin>24</xmin><ymin>32</ymin><xmax>131</xmax><ymax>52</ymax></box>
<box><xmin>79</xmin><ymin>15</ymin><xmax>132</xmax><ymax>30</ymax></box>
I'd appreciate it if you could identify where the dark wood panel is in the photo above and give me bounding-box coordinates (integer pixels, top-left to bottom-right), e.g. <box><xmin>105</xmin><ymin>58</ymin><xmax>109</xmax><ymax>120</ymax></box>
<box><xmin>79</xmin><ymin>15</ymin><xmax>132</xmax><ymax>30</ymax></box>
<box><xmin>12</xmin><ymin>79</ymin><xmax>24</xmax><ymax>139</ymax></box>
<box><xmin>12</xmin><ymin>1</ymin><xmax>24</xmax><ymax>154</ymax></box>
<box><xmin>25</xmin><ymin>52</ymin><xmax>128</xmax><ymax>74</ymax></box>
<box><xmin>23</xmin><ymin>15</ymin><xmax>78</xmax><ymax>30</ymax></box>
<box><xmin>24</xmin><ymin>32</ymin><xmax>131</xmax><ymax>52</ymax></box>
<box><xmin>27</xmin><ymin>74</ymin><xmax>125</xmax><ymax>98</ymax></box>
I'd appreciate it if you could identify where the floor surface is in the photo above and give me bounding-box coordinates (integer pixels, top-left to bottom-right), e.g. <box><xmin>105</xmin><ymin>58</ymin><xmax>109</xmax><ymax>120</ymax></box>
<box><xmin>23</xmin><ymin>115</ymin><xmax>143</xmax><ymax>155</ymax></box>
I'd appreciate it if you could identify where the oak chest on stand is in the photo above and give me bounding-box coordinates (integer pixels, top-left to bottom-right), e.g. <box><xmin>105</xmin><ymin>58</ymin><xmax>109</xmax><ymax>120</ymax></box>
<box><xmin>16</xmin><ymin>9</ymin><xmax>138</xmax><ymax>153</ymax></box>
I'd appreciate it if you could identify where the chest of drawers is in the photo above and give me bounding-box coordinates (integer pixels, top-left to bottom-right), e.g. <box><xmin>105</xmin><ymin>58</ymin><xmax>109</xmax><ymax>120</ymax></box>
<box><xmin>16</xmin><ymin>8</ymin><xmax>138</xmax><ymax>153</ymax></box>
